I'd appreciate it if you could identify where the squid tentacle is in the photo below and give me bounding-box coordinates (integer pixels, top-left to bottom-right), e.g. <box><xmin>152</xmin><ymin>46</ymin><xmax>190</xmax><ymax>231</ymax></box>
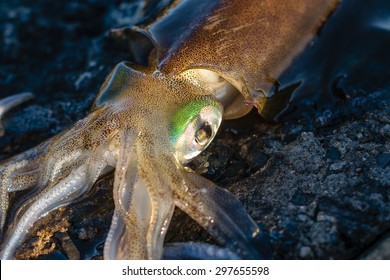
<box><xmin>0</xmin><ymin>108</ymin><xmax>116</xmax><ymax>232</ymax></box>
<box><xmin>0</xmin><ymin>165</ymin><xmax>91</xmax><ymax>259</ymax></box>
<box><xmin>138</xmin><ymin>151</ymin><xmax>176</xmax><ymax>260</ymax></box>
<box><xmin>173</xmin><ymin>171</ymin><xmax>272</xmax><ymax>260</ymax></box>
<box><xmin>0</xmin><ymin>141</ymin><xmax>51</xmax><ymax>230</ymax></box>
<box><xmin>0</xmin><ymin>92</ymin><xmax>34</xmax><ymax>137</ymax></box>
<box><xmin>0</xmin><ymin>108</ymin><xmax>120</xmax><ymax>259</ymax></box>
<box><xmin>145</xmin><ymin>186</ymin><xmax>175</xmax><ymax>259</ymax></box>
<box><xmin>105</xmin><ymin>130</ymin><xmax>176</xmax><ymax>259</ymax></box>
<box><xmin>0</xmin><ymin>141</ymin><xmax>113</xmax><ymax>259</ymax></box>
<box><xmin>103</xmin><ymin>209</ymin><xmax>127</xmax><ymax>259</ymax></box>
<box><xmin>104</xmin><ymin>128</ymin><xmax>138</xmax><ymax>259</ymax></box>
<box><xmin>112</xmin><ymin>128</ymin><xmax>137</xmax><ymax>217</ymax></box>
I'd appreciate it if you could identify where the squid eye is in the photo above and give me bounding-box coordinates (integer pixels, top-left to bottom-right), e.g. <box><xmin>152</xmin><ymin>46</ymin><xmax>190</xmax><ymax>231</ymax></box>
<box><xmin>195</xmin><ymin>122</ymin><xmax>213</xmax><ymax>146</ymax></box>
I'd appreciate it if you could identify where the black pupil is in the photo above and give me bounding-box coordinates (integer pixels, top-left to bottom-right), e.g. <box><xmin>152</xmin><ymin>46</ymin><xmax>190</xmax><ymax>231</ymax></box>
<box><xmin>195</xmin><ymin>122</ymin><xmax>212</xmax><ymax>145</ymax></box>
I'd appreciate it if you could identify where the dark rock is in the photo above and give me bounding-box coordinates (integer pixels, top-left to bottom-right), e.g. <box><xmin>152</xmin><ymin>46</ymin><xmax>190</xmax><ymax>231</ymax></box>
<box><xmin>326</xmin><ymin>147</ymin><xmax>341</xmax><ymax>161</ymax></box>
<box><xmin>281</xmin><ymin>132</ymin><xmax>326</xmax><ymax>173</ymax></box>
<box><xmin>377</xmin><ymin>153</ymin><xmax>390</xmax><ymax>168</ymax></box>
<box><xmin>329</xmin><ymin>161</ymin><xmax>347</xmax><ymax>172</ymax></box>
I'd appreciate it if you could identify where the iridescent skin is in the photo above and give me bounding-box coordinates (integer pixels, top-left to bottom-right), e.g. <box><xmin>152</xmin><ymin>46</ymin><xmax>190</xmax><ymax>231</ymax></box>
<box><xmin>0</xmin><ymin>0</ymin><xmax>338</xmax><ymax>259</ymax></box>
<box><xmin>0</xmin><ymin>62</ymin><xmax>265</xmax><ymax>259</ymax></box>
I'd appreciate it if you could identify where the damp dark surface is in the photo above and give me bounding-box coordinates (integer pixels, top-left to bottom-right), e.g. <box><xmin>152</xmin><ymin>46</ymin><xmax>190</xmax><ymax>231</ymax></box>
<box><xmin>0</xmin><ymin>0</ymin><xmax>389</xmax><ymax>260</ymax></box>
<box><xmin>274</xmin><ymin>0</ymin><xmax>390</xmax><ymax>122</ymax></box>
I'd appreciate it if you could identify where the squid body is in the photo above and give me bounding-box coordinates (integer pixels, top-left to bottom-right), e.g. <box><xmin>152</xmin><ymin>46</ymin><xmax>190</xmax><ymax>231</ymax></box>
<box><xmin>0</xmin><ymin>0</ymin><xmax>338</xmax><ymax>259</ymax></box>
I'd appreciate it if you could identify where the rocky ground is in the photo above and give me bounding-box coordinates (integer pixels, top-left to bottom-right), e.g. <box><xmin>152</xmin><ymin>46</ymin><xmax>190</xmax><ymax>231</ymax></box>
<box><xmin>0</xmin><ymin>0</ymin><xmax>389</xmax><ymax>259</ymax></box>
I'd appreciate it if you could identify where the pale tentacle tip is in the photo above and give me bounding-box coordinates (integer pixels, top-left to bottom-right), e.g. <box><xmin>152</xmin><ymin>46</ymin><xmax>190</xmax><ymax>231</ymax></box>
<box><xmin>0</xmin><ymin>92</ymin><xmax>34</xmax><ymax>137</ymax></box>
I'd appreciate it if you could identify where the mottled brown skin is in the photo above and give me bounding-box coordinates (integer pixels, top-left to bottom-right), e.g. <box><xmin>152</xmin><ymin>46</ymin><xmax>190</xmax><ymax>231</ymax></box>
<box><xmin>134</xmin><ymin>0</ymin><xmax>339</xmax><ymax>118</ymax></box>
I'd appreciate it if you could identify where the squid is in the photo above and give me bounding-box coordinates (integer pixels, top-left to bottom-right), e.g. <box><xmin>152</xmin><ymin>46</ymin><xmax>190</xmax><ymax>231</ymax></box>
<box><xmin>0</xmin><ymin>0</ymin><xmax>338</xmax><ymax>259</ymax></box>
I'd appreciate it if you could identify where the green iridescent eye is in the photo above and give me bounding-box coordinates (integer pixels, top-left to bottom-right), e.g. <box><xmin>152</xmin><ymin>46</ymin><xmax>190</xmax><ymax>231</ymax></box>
<box><xmin>169</xmin><ymin>96</ymin><xmax>223</xmax><ymax>164</ymax></box>
<box><xmin>170</xmin><ymin>98</ymin><xmax>218</xmax><ymax>144</ymax></box>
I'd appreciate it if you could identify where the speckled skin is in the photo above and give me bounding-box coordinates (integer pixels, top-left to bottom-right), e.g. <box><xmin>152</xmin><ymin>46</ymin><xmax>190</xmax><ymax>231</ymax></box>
<box><xmin>0</xmin><ymin>63</ymin><xmax>228</xmax><ymax>259</ymax></box>
<box><xmin>0</xmin><ymin>0</ymin><xmax>337</xmax><ymax>259</ymax></box>
<box><xmin>133</xmin><ymin>0</ymin><xmax>339</xmax><ymax>118</ymax></box>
